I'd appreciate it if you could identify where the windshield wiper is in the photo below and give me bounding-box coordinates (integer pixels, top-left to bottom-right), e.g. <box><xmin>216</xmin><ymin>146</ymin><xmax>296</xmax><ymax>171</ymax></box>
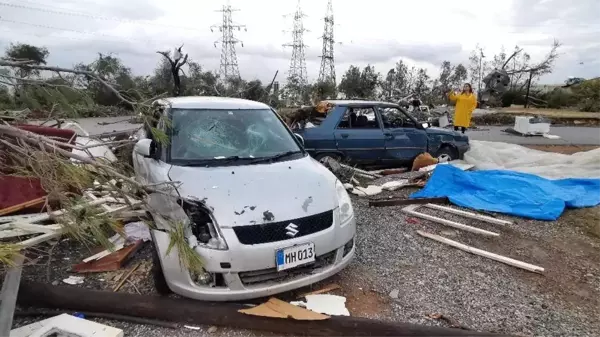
<box><xmin>178</xmin><ymin>156</ymin><xmax>249</xmax><ymax>167</ymax></box>
<box><xmin>249</xmin><ymin>150</ymin><xmax>303</xmax><ymax>164</ymax></box>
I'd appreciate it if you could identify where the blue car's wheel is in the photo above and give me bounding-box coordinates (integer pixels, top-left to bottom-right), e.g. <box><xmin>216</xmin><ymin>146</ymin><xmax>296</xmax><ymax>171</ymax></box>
<box><xmin>436</xmin><ymin>145</ymin><xmax>459</xmax><ymax>162</ymax></box>
<box><xmin>314</xmin><ymin>152</ymin><xmax>342</xmax><ymax>164</ymax></box>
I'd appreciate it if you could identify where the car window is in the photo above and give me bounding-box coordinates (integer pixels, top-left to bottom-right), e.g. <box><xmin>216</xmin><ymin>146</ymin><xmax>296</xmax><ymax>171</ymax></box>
<box><xmin>379</xmin><ymin>107</ymin><xmax>417</xmax><ymax>129</ymax></box>
<box><xmin>337</xmin><ymin>107</ymin><xmax>380</xmax><ymax>129</ymax></box>
<box><xmin>169</xmin><ymin>108</ymin><xmax>301</xmax><ymax>162</ymax></box>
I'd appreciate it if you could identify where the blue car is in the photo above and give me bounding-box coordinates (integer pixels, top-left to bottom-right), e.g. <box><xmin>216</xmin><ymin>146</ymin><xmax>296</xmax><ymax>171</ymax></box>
<box><xmin>292</xmin><ymin>100</ymin><xmax>470</xmax><ymax>167</ymax></box>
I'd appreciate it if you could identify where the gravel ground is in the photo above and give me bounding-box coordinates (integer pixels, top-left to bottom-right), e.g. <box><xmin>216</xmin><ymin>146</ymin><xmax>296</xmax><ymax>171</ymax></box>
<box><xmin>9</xmin><ymin>172</ymin><xmax>600</xmax><ymax>337</ymax></box>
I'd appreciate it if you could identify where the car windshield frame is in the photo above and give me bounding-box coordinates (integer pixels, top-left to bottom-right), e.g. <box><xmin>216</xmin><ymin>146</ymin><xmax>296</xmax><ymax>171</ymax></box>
<box><xmin>165</xmin><ymin>107</ymin><xmax>306</xmax><ymax>167</ymax></box>
<box><xmin>376</xmin><ymin>105</ymin><xmax>422</xmax><ymax>128</ymax></box>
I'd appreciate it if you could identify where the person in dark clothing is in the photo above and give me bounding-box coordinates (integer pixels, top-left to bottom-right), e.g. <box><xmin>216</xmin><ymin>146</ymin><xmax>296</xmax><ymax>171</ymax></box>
<box><xmin>411</xmin><ymin>98</ymin><xmax>421</xmax><ymax>109</ymax></box>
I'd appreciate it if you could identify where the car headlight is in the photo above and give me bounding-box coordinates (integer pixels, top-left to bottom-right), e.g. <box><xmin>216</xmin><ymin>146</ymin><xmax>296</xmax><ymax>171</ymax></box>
<box><xmin>335</xmin><ymin>179</ymin><xmax>354</xmax><ymax>224</ymax></box>
<box><xmin>181</xmin><ymin>199</ymin><xmax>228</xmax><ymax>250</ymax></box>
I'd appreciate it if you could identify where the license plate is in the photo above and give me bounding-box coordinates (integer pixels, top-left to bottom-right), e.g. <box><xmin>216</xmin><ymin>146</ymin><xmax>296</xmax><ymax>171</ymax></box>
<box><xmin>276</xmin><ymin>242</ymin><xmax>315</xmax><ymax>271</ymax></box>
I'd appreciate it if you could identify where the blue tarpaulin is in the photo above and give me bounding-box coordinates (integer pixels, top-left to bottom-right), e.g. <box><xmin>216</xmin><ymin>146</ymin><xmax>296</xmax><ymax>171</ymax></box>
<box><xmin>410</xmin><ymin>165</ymin><xmax>600</xmax><ymax>221</ymax></box>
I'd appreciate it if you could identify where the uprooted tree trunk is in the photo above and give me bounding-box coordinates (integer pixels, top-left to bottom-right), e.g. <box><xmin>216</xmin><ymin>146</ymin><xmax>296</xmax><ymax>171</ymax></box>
<box><xmin>480</xmin><ymin>40</ymin><xmax>561</xmax><ymax>102</ymax></box>
<box><xmin>17</xmin><ymin>281</ymin><xmax>504</xmax><ymax>336</ymax></box>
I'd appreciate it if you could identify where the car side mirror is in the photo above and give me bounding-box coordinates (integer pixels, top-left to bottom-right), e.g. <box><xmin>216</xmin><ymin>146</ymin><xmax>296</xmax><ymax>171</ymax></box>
<box><xmin>134</xmin><ymin>139</ymin><xmax>154</xmax><ymax>158</ymax></box>
<box><xmin>294</xmin><ymin>133</ymin><xmax>305</xmax><ymax>147</ymax></box>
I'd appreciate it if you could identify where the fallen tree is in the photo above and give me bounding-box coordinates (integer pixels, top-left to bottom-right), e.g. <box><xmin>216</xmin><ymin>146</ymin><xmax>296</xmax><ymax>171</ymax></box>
<box><xmin>17</xmin><ymin>281</ymin><xmax>510</xmax><ymax>336</ymax></box>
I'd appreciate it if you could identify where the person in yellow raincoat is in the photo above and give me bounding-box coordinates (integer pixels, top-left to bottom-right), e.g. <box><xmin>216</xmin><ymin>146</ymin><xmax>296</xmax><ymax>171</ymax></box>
<box><xmin>448</xmin><ymin>83</ymin><xmax>477</xmax><ymax>134</ymax></box>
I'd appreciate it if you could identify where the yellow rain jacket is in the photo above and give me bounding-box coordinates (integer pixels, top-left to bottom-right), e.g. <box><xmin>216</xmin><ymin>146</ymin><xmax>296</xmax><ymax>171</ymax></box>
<box><xmin>448</xmin><ymin>91</ymin><xmax>477</xmax><ymax>128</ymax></box>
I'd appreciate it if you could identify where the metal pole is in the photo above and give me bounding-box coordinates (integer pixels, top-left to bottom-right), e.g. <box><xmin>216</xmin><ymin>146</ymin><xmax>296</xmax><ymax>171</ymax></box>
<box><xmin>524</xmin><ymin>71</ymin><xmax>534</xmax><ymax>109</ymax></box>
<box><xmin>0</xmin><ymin>254</ymin><xmax>25</xmax><ymax>336</ymax></box>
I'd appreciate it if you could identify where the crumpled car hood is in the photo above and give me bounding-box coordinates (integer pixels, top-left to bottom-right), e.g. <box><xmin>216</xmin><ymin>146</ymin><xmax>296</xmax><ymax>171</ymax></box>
<box><xmin>168</xmin><ymin>156</ymin><xmax>338</xmax><ymax>227</ymax></box>
<box><xmin>425</xmin><ymin>127</ymin><xmax>458</xmax><ymax>136</ymax></box>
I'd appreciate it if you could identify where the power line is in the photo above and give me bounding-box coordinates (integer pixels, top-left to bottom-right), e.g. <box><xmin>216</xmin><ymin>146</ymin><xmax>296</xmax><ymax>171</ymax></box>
<box><xmin>0</xmin><ymin>1</ymin><xmax>204</xmax><ymax>32</ymax></box>
<box><xmin>0</xmin><ymin>18</ymin><xmax>153</xmax><ymax>44</ymax></box>
<box><xmin>210</xmin><ymin>1</ymin><xmax>245</xmax><ymax>81</ymax></box>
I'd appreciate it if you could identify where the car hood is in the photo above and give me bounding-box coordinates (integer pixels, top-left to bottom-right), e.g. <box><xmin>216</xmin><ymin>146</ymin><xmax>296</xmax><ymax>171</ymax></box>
<box><xmin>425</xmin><ymin>127</ymin><xmax>458</xmax><ymax>136</ymax></box>
<box><xmin>168</xmin><ymin>156</ymin><xmax>338</xmax><ymax>228</ymax></box>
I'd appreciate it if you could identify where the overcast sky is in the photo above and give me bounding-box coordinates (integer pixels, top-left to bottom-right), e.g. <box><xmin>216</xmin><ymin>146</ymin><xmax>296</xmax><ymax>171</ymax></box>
<box><xmin>0</xmin><ymin>0</ymin><xmax>598</xmax><ymax>85</ymax></box>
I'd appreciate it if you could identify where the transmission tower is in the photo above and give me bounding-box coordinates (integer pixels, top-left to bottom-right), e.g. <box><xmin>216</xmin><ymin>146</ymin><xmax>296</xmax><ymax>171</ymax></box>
<box><xmin>318</xmin><ymin>0</ymin><xmax>335</xmax><ymax>86</ymax></box>
<box><xmin>211</xmin><ymin>1</ymin><xmax>246</xmax><ymax>81</ymax></box>
<box><xmin>283</xmin><ymin>0</ymin><xmax>308</xmax><ymax>104</ymax></box>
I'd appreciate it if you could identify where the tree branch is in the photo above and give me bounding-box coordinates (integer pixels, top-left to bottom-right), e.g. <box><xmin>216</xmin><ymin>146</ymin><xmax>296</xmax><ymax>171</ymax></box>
<box><xmin>0</xmin><ymin>60</ymin><xmax>136</xmax><ymax>106</ymax></box>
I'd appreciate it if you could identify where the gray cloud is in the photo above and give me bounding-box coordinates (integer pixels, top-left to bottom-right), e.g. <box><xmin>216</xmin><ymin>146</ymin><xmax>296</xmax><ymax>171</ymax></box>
<box><xmin>510</xmin><ymin>0</ymin><xmax>599</xmax><ymax>82</ymax></box>
<box><xmin>0</xmin><ymin>0</ymin><xmax>596</xmax><ymax>85</ymax></box>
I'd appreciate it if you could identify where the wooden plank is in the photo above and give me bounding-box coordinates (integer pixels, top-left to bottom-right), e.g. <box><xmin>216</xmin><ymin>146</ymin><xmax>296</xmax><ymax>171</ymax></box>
<box><xmin>0</xmin><ymin>197</ymin><xmax>46</xmax><ymax>216</ymax></box>
<box><xmin>422</xmin><ymin>204</ymin><xmax>513</xmax><ymax>226</ymax></box>
<box><xmin>17</xmin><ymin>281</ymin><xmax>508</xmax><ymax>336</ymax></box>
<box><xmin>73</xmin><ymin>241</ymin><xmax>143</xmax><ymax>274</ymax></box>
<box><xmin>0</xmin><ymin>254</ymin><xmax>25</xmax><ymax>336</ymax></box>
<box><xmin>369</xmin><ymin>197</ymin><xmax>448</xmax><ymax>208</ymax></box>
<box><xmin>403</xmin><ymin>207</ymin><xmax>500</xmax><ymax>237</ymax></box>
<box><xmin>417</xmin><ymin>230</ymin><xmax>544</xmax><ymax>273</ymax></box>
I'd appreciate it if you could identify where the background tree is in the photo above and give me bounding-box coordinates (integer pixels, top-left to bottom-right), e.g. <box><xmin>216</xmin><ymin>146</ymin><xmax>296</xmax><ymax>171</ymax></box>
<box><xmin>413</xmin><ymin>68</ymin><xmax>430</xmax><ymax>99</ymax></box>
<box><xmin>4</xmin><ymin>43</ymin><xmax>49</xmax><ymax>78</ymax></box>
<box><xmin>338</xmin><ymin>65</ymin><xmax>380</xmax><ymax>99</ymax></box>
<box><xmin>449</xmin><ymin>63</ymin><xmax>468</xmax><ymax>89</ymax></box>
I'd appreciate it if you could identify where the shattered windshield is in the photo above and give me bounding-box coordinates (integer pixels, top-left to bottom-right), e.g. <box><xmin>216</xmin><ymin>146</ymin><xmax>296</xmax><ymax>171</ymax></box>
<box><xmin>169</xmin><ymin>108</ymin><xmax>302</xmax><ymax>163</ymax></box>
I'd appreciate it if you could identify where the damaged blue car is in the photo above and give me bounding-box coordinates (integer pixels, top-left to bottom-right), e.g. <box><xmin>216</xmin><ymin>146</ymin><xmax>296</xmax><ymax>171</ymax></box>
<box><xmin>291</xmin><ymin>100</ymin><xmax>470</xmax><ymax>167</ymax></box>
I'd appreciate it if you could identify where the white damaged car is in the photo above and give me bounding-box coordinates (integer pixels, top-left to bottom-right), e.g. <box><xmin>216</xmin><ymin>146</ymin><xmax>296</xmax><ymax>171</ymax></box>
<box><xmin>132</xmin><ymin>96</ymin><xmax>356</xmax><ymax>301</ymax></box>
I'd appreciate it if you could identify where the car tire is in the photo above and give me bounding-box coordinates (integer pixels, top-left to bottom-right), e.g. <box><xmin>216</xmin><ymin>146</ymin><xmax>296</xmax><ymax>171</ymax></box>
<box><xmin>435</xmin><ymin>145</ymin><xmax>459</xmax><ymax>162</ymax></box>
<box><xmin>151</xmin><ymin>243</ymin><xmax>172</xmax><ymax>295</ymax></box>
<box><xmin>314</xmin><ymin>152</ymin><xmax>342</xmax><ymax>164</ymax></box>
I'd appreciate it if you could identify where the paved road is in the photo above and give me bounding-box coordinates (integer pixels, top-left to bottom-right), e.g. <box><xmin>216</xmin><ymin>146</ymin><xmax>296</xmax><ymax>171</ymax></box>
<box><xmin>467</xmin><ymin>126</ymin><xmax>600</xmax><ymax>145</ymax></box>
<box><xmin>37</xmin><ymin>117</ymin><xmax>600</xmax><ymax>146</ymax></box>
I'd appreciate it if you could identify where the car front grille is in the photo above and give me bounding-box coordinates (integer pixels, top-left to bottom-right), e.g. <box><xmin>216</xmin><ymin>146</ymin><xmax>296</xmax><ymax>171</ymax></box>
<box><xmin>232</xmin><ymin>210</ymin><xmax>334</xmax><ymax>245</ymax></box>
<box><xmin>238</xmin><ymin>250</ymin><xmax>337</xmax><ymax>285</ymax></box>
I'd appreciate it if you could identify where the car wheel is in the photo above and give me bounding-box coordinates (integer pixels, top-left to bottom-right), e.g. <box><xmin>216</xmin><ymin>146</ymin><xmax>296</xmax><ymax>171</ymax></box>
<box><xmin>151</xmin><ymin>243</ymin><xmax>172</xmax><ymax>295</ymax></box>
<box><xmin>314</xmin><ymin>152</ymin><xmax>342</xmax><ymax>164</ymax></box>
<box><xmin>436</xmin><ymin>145</ymin><xmax>459</xmax><ymax>162</ymax></box>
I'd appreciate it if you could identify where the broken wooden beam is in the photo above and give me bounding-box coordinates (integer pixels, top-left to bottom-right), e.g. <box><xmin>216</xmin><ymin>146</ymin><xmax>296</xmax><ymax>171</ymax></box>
<box><xmin>369</xmin><ymin>197</ymin><xmax>449</xmax><ymax>208</ymax></box>
<box><xmin>17</xmin><ymin>281</ymin><xmax>508</xmax><ymax>336</ymax></box>
<box><xmin>0</xmin><ymin>255</ymin><xmax>25</xmax><ymax>336</ymax></box>
<box><xmin>417</xmin><ymin>231</ymin><xmax>544</xmax><ymax>273</ymax></box>
<box><xmin>73</xmin><ymin>240</ymin><xmax>143</xmax><ymax>273</ymax></box>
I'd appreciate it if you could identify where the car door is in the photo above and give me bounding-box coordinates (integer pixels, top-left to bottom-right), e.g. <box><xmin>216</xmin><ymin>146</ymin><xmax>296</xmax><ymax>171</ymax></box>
<box><xmin>333</xmin><ymin>106</ymin><xmax>385</xmax><ymax>164</ymax></box>
<box><xmin>378</xmin><ymin>106</ymin><xmax>428</xmax><ymax>163</ymax></box>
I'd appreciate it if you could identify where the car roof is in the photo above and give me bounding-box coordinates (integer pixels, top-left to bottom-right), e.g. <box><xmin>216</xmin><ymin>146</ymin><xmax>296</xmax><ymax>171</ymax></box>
<box><xmin>325</xmin><ymin>100</ymin><xmax>399</xmax><ymax>107</ymax></box>
<box><xmin>154</xmin><ymin>96</ymin><xmax>270</xmax><ymax>110</ymax></box>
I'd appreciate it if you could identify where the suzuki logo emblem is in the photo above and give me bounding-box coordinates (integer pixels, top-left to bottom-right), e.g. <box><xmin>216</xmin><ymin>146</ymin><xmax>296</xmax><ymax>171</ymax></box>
<box><xmin>285</xmin><ymin>223</ymin><xmax>299</xmax><ymax>237</ymax></box>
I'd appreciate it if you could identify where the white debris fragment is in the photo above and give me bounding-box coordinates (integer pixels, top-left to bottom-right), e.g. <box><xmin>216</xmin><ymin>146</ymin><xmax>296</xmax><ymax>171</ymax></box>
<box><xmin>184</xmin><ymin>325</ymin><xmax>201</xmax><ymax>330</ymax></box>
<box><xmin>10</xmin><ymin>313</ymin><xmax>123</xmax><ymax>337</ymax></box>
<box><xmin>343</xmin><ymin>183</ymin><xmax>353</xmax><ymax>190</ymax></box>
<box><xmin>381</xmin><ymin>180</ymin><xmax>409</xmax><ymax>191</ymax></box>
<box><xmin>389</xmin><ymin>289</ymin><xmax>399</xmax><ymax>299</ymax></box>
<box><xmin>291</xmin><ymin>294</ymin><xmax>350</xmax><ymax>316</ymax></box>
<box><xmin>351</xmin><ymin>185</ymin><xmax>382</xmax><ymax>196</ymax></box>
<box><xmin>62</xmin><ymin>276</ymin><xmax>85</xmax><ymax>285</ymax></box>
<box><xmin>124</xmin><ymin>221</ymin><xmax>151</xmax><ymax>242</ymax></box>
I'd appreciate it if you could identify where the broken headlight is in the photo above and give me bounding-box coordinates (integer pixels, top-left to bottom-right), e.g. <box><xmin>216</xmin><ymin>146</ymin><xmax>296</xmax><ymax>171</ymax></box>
<box><xmin>181</xmin><ymin>199</ymin><xmax>228</xmax><ymax>250</ymax></box>
<box><xmin>335</xmin><ymin>179</ymin><xmax>354</xmax><ymax>224</ymax></box>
